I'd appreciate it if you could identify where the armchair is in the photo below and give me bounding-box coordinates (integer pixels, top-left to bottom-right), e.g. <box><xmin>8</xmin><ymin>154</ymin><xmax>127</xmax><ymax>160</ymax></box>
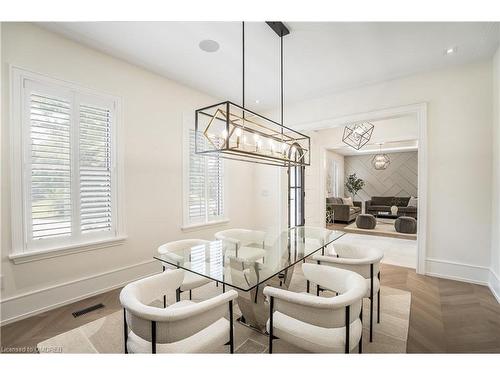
<box><xmin>313</xmin><ymin>243</ymin><xmax>384</xmax><ymax>342</ymax></box>
<box><xmin>264</xmin><ymin>263</ymin><xmax>367</xmax><ymax>353</ymax></box>
<box><xmin>326</xmin><ymin>197</ymin><xmax>362</xmax><ymax>223</ymax></box>
<box><xmin>120</xmin><ymin>269</ymin><xmax>238</xmax><ymax>353</ymax></box>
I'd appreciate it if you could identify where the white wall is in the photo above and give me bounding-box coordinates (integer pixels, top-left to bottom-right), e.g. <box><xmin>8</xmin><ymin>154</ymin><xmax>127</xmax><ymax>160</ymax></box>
<box><xmin>0</xmin><ymin>23</ymin><xmax>258</xmax><ymax>324</ymax></box>
<box><xmin>288</xmin><ymin>61</ymin><xmax>494</xmax><ymax>284</ymax></box>
<box><xmin>491</xmin><ymin>47</ymin><xmax>500</xmax><ymax>301</ymax></box>
<box><xmin>0</xmin><ymin>23</ymin><xmax>3</xmax><ymax>293</ymax></box>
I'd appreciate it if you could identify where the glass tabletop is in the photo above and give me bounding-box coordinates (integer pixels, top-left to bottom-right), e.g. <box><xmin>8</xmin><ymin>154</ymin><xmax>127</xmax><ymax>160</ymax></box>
<box><xmin>154</xmin><ymin>226</ymin><xmax>345</xmax><ymax>292</ymax></box>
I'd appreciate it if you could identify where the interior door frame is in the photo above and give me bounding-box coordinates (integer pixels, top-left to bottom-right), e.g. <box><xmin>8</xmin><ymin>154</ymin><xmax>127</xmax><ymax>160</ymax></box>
<box><xmin>295</xmin><ymin>103</ymin><xmax>428</xmax><ymax>274</ymax></box>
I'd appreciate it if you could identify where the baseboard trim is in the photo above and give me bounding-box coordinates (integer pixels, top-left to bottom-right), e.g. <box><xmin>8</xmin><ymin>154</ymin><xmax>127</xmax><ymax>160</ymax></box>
<box><xmin>489</xmin><ymin>268</ymin><xmax>500</xmax><ymax>303</ymax></box>
<box><xmin>425</xmin><ymin>258</ymin><xmax>490</xmax><ymax>286</ymax></box>
<box><xmin>0</xmin><ymin>259</ymin><xmax>161</xmax><ymax>326</ymax></box>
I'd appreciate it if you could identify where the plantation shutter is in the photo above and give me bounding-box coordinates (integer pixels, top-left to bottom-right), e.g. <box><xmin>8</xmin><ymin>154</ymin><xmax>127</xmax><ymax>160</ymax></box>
<box><xmin>188</xmin><ymin>130</ymin><xmax>207</xmax><ymax>223</ymax></box>
<box><xmin>206</xmin><ymin>152</ymin><xmax>224</xmax><ymax>220</ymax></box>
<box><xmin>188</xmin><ymin>129</ymin><xmax>224</xmax><ymax>224</ymax></box>
<box><xmin>29</xmin><ymin>89</ymin><xmax>73</xmax><ymax>241</ymax></box>
<box><xmin>22</xmin><ymin>76</ymin><xmax>117</xmax><ymax>252</ymax></box>
<box><xmin>79</xmin><ymin>102</ymin><xmax>113</xmax><ymax>234</ymax></box>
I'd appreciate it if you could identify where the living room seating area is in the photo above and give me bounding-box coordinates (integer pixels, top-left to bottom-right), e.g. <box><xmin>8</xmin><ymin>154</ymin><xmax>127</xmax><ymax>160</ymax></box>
<box><xmin>326</xmin><ymin>197</ymin><xmax>362</xmax><ymax>223</ymax></box>
<box><xmin>365</xmin><ymin>196</ymin><xmax>417</xmax><ymax>219</ymax></box>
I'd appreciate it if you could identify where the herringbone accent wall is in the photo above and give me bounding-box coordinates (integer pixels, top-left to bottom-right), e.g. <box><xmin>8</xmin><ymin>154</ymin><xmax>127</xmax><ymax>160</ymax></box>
<box><xmin>344</xmin><ymin>151</ymin><xmax>418</xmax><ymax>201</ymax></box>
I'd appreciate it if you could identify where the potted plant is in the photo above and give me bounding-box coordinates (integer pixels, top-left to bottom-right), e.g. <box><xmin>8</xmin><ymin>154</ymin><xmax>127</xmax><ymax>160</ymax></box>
<box><xmin>345</xmin><ymin>173</ymin><xmax>365</xmax><ymax>199</ymax></box>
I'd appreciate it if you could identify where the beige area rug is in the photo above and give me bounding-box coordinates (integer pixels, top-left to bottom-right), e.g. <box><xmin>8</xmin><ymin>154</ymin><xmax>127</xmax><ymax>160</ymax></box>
<box><xmin>38</xmin><ymin>265</ymin><xmax>411</xmax><ymax>354</ymax></box>
<box><xmin>343</xmin><ymin>219</ymin><xmax>417</xmax><ymax>240</ymax></box>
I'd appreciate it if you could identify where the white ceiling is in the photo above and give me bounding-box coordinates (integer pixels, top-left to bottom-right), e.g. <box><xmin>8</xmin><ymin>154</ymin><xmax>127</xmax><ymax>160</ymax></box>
<box><xmin>39</xmin><ymin>22</ymin><xmax>499</xmax><ymax>111</ymax></box>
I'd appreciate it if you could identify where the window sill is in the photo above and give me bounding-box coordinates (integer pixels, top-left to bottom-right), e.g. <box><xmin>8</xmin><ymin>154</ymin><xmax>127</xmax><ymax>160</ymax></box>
<box><xmin>9</xmin><ymin>236</ymin><xmax>128</xmax><ymax>264</ymax></box>
<box><xmin>181</xmin><ymin>219</ymin><xmax>230</xmax><ymax>232</ymax></box>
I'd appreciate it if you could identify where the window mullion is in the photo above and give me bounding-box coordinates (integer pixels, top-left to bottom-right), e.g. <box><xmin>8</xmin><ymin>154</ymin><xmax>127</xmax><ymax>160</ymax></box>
<box><xmin>204</xmin><ymin>152</ymin><xmax>209</xmax><ymax>224</ymax></box>
<box><xmin>23</xmin><ymin>81</ymin><xmax>34</xmax><ymax>251</ymax></box>
<box><xmin>71</xmin><ymin>93</ymin><xmax>81</xmax><ymax>242</ymax></box>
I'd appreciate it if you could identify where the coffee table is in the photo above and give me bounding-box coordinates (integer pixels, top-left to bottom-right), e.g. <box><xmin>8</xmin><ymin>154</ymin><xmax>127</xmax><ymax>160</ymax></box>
<box><xmin>375</xmin><ymin>213</ymin><xmax>398</xmax><ymax>219</ymax></box>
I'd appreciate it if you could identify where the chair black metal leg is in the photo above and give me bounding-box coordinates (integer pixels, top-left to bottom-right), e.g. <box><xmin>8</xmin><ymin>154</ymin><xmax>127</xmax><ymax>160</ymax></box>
<box><xmin>370</xmin><ymin>264</ymin><xmax>374</xmax><ymax>342</ymax></box>
<box><xmin>123</xmin><ymin>309</ymin><xmax>128</xmax><ymax>354</ymax></box>
<box><xmin>359</xmin><ymin>304</ymin><xmax>363</xmax><ymax>354</ymax></box>
<box><xmin>306</xmin><ymin>280</ymin><xmax>310</xmax><ymax>294</ymax></box>
<box><xmin>223</xmin><ymin>283</ymin><xmax>226</xmax><ymax>293</ymax></box>
<box><xmin>176</xmin><ymin>288</ymin><xmax>181</xmax><ymax>302</ymax></box>
<box><xmin>377</xmin><ymin>271</ymin><xmax>381</xmax><ymax>324</ymax></box>
<box><xmin>269</xmin><ymin>296</ymin><xmax>274</xmax><ymax>354</ymax></box>
<box><xmin>345</xmin><ymin>305</ymin><xmax>350</xmax><ymax>354</ymax></box>
<box><xmin>189</xmin><ymin>290</ymin><xmax>192</xmax><ymax>300</ymax></box>
<box><xmin>163</xmin><ymin>295</ymin><xmax>166</xmax><ymax>308</ymax></box>
<box><xmin>316</xmin><ymin>285</ymin><xmax>320</xmax><ymax>296</ymax></box>
<box><xmin>151</xmin><ymin>321</ymin><xmax>157</xmax><ymax>354</ymax></box>
<box><xmin>229</xmin><ymin>300</ymin><xmax>234</xmax><ymax>353</ymax></box>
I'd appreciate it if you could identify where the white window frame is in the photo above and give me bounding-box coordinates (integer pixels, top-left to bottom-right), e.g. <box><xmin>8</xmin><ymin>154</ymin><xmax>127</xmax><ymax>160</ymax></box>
<box><xmin>9</xmin><ymin>66</ymin><xmax>126</xmax><ymax>263</ymax></box>
<box><xmin>181</xmin><ymin>115</ymin><xmax>228</xmax><ymax>230</ymax></box>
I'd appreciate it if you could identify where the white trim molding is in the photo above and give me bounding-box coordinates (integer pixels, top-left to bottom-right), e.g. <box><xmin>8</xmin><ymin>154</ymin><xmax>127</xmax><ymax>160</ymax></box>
<box><xmin>489</xmin><ymin>269</ymin><xmax>500</xmax><ymax>303</ymax></box>
<box><xmin>425</xmin><ymin>258</ymin><xmax>490</xmax><ymax>285</ymax></box>
<box><xmin>181</xmin><ymin>218</ymin><xmax>230</xmax><ymax>232</ymax></box>
<box><xmin>9</xmin><ymin>236</ymin><xmax>127</xmax><ymax>264</ymax></box>
<box><xmin>0</xmin><ymin>259</ymin><xmax>160</xmax><ymax>326</ymax></box>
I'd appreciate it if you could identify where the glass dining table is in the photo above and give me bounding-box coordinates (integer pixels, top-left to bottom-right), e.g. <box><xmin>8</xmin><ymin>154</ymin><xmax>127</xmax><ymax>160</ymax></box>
<box><xmin>154</xmin><ymin>226</ymin><xmax>345</xmax><ymax>332</ymax></box>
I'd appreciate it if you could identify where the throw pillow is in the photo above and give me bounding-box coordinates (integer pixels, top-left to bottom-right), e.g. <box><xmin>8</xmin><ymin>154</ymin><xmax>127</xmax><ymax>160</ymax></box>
<box><xmin>342</xmin><ymin>197</ymin><xmax>354</xmax><ymax>206</ymax></box>
<box><xmin>392</xmin><ymin>197</ymin><xmax>408</xmax><ymax>206</ymax></box>
<box><xmin>407</xmin><ymin>196</ymin><xmax>418</xmax><ymax>207</ymax></box>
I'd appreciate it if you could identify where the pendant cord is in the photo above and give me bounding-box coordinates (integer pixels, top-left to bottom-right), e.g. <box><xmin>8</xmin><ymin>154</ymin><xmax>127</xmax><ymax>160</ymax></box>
<box><xmin>280</xmin><ymin>32</ymin><xmax>283</xmax><ymax>127</ymax></box>
<box><xmin>242</xmin><ymin>21</ymin><xmax>245</xmax><ymax>118</ymax></box>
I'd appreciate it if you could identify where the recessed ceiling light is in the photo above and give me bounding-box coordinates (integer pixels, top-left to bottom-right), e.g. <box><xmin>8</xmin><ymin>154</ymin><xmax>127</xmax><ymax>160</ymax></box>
<box><xmin>199</xmin><ymin>39</ymin><xmax>220</xmax><ymax>53</ymax></box>
<box><xmin>255</xmin><ymin>99</ymin><xmax>260</xmax><ymax>104</ymax></box>
<box><xmin>445</xmin><ymin>46</ymin><xmax>458</xmax><ymax>55</ymax></box>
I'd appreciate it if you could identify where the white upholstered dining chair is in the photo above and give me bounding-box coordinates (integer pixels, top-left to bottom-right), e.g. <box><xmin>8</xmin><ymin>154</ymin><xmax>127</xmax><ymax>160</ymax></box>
<box><xmin>264</xmin><ymin>263</ymin><xmax>367</xmax><ymax>353</ymax></box>
<box><xmin>312</xmin><ymin>243</ymin><xmax>384</xmax><ymax>342</ymax></box>
<box><xmin>215</xmin><ymin>229</ymin><xmax>267</xmax><ymax>262</ymax></box>
<box><xmin>158</xmin><ymin>239</ymin><xmax>213</xmax><ymax>303</ymax></box>
<box><xmin>120</xmin><ymin>269</ymin><xmax>238</xmax><ymax>353</ymax></box>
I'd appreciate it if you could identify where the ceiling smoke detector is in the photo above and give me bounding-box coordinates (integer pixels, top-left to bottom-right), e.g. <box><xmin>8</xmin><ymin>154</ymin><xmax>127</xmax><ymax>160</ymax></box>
<box><xmin>199</xmin><ymin>39</ymin><xmax>220</xmax><ymax>53</ymax></box>
<box><xmin>445</xmin><ymin>46</ymin><xmax>458</xmax><ymax>55</ymax></box>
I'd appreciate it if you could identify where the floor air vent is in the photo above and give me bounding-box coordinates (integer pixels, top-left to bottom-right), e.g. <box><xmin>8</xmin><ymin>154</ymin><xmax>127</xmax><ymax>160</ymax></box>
<box><xmin>72</xmin><ymin>303</ymin><xmax>105</xmax><ymax>318</ymax></box>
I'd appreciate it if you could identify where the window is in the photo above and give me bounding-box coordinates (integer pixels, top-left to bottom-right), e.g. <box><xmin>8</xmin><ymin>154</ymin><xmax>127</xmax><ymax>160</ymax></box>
<box><xmin>288</xmin><ymin>145</ymin><xmax>305</xmax><ymax>228</ymax></box>
<box><xmin>10</xmin><ymin>68</ymin><xmax>124</xmax><ymax>258</ymax></box>
<box><xmin>184</xmin><ymin>129</ymin><xmax>225</xmax><ymax>226</ymax></box>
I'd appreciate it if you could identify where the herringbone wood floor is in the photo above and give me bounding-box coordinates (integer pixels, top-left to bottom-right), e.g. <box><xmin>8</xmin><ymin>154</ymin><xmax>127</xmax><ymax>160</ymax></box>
<box><xmin>1</xmin><ymin>264</ymin><xmax>499</xmax><ymax>353</ymax></box>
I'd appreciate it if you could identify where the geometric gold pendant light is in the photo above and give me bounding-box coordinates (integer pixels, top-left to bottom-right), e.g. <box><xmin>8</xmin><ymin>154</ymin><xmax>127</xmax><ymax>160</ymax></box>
<box><xmin>195</xmin><ymin>22</ymin><xmax>311</xmax><ymax>167</ymax></box>
<box><xmin>342</xmin><ymin>122</ymin><xmax>374</xmax><ymax>150</ymax></box>
<box><xmin>371</xmin><ymin>143</ymin><xmax>391</xmax><ymax>170</ymax></box>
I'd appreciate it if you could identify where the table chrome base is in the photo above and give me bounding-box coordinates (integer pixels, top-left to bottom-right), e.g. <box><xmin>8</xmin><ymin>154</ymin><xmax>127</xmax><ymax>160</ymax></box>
<box><xmin>236</xmin><ymin>316</ymin><xmax>268</xmax><ymax>335</ymax></box>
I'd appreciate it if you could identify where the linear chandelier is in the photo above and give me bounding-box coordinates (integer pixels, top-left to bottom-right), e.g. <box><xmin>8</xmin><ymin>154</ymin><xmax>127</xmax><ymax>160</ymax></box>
<box><xmin>195</xmin><ymin>22</ymin><xmax>311</xmax><ymax>167</ymax></box>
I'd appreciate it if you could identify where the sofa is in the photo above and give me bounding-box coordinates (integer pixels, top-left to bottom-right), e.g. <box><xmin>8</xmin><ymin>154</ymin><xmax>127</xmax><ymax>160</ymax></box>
<box><xmin>365</xmin><ymin>196</ymin><xmax>417</xmax><ymax>219</ymax></box>
<box><xmin>326</xmin><ymin>197</ymin><xmax>362</xmax><ymax>223</ymax></box>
